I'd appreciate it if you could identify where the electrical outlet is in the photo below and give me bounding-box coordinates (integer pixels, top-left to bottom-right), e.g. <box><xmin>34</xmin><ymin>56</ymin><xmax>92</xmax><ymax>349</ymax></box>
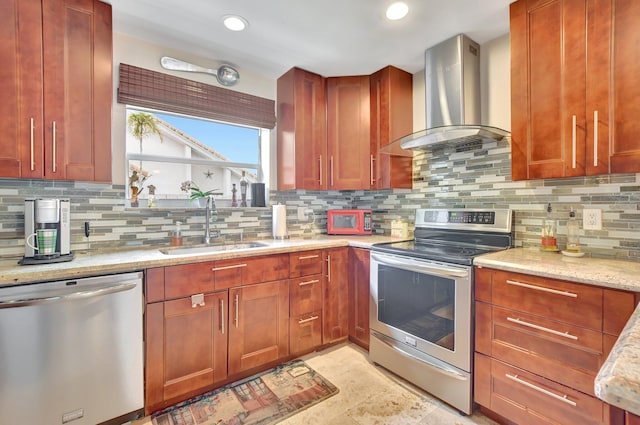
<box><xmin>583</xmin><ymin>208</ymin><xmax>602</xmax><ymax>230</ymax></box>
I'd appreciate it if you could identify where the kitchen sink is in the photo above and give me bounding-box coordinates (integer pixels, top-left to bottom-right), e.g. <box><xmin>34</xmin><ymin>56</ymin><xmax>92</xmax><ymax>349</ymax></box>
<box><xmin>159</xmin><ymin>242</ymin><xmax>268</xmax><ymax>255</ymax></box>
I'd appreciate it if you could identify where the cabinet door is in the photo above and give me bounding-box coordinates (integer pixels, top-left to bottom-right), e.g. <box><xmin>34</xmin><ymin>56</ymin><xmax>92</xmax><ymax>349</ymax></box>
<box><xmin>326</xmin><ymin>76</ymin><xmax>371</xmax><ymax>190</ymax></box>
<box><xmin>588</xmin><ymin>0</ymin><xmax>640</xmax><ymax>174</ymax></box>
<box><xmin>42</xmin><ymin>0</ymin><xmax>112</xmax><ymax>181</ymax></box>
<box><xmin>370</xmin><ymin>66</ymin><xmax>413</xmax><ymax>189</ymax></box>
<box><xmin>228</xmin><ymin>280</ymin><xmax>289</xmax><ymax>375</ymax></box>
<box><xmin>145</xmin><ymin>291</ymin><xmax>228</xmax><ymax>413</ymax></box>
<box><xmin>276</xmin><ymin>67</ymin><xmax>327</xmax><ymax>190</ymax></box>
<box><xmin>0</xmin><ymin>0</ymin><xmax>44</xmax><ymax>178</ymax></box>
<box><xmin>511</xmin><ymin>0</ymin><xmax>587</xmax><ymax>180</ymax></box>
<box><xmin>627</xmin><ymin>412</ymin><xmax>640</xmax><ymax>425</ymax></box>
<box><xmin>348</xmin><ymin>248</ymin><xmax>370</xmax><ymax>349</ymax></box>
<box><xmin>323</xmin><ymin>247</ymin><xmax>349</xmax><ymax>344</ymax></box>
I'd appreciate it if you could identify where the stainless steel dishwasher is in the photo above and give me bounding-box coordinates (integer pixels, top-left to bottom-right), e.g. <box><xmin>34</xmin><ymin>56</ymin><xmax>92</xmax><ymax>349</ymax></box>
<box><xmin>0</xmin><ymin>272</ymin><xmax>144</xmax><ymax>424</ymax></box>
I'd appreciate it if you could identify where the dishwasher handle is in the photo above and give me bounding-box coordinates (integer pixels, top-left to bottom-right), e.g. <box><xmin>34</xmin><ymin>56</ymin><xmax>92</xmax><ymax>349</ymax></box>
<box><xmin>0</xmin><ymin>281</ymin><xmax>138</xmax><ymax>309</ymax></box>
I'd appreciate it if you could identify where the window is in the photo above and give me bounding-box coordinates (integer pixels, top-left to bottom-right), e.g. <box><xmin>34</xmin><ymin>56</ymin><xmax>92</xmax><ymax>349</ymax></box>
<box><xmin>117</xmin><ymin>63</ymin><xmax>276</xmax><ymax>208</ymax></box>
<box><xmin>125</xmin><ymin>107</ymin><xmax>269</xmax><ymax>207</ymax></box>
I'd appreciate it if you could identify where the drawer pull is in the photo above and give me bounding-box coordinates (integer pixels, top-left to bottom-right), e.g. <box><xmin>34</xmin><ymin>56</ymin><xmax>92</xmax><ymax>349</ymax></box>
<box><xmin>211</xmin><ymin>263</ymin><xmax>247</xmax><ymax>271</ymax></box>
<box><xmin>298</xmin><ymin>279</ymin><xmax>320</xmax><ymax>287</ymax></box>
<box><xmin>506</xmin><ymin>280</ymin><xmax>578</xmax><ymax>298</ymax></box>
<box><xmin>298</xmin><ymin>315</ymin><xmax>319</xmax><ymax>324</ymax></box>
<box><xmin>30</xmin><ymin>117</ymin><xmax>35</xmax><ymax>171</ymax></box>
<box><xmin>234</xmin><ymin>293</ymin><xmax>239</xmax><ymax>328</ymax></box>
<box><xmin>507</xmin><ymin>317</ymin><xmax>578</xmax><ymax>340</ymax></box>
<box><xmin>191</xmin><ymin>293</ymin><xmax>205</xmax><ymax>308</ymax></box>
<box><xmin>298</xmin><ymin>254</ymin><xmax>319</xmax><ymax>260</ymax></box>
<box><xmin>220</xmin><ymin>298</ymin><xmax>225</xmax><ymax>334</ymax></box>
<box><xmin>506</xmin><ymin>373</ymin><xmax>577</xmax><ymax>407</ymax></box>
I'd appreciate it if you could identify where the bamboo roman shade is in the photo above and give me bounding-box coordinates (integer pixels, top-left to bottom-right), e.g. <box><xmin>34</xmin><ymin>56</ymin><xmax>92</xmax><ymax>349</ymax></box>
<box><xmin>117</xmin><ymin>63</ymin><xmax>276</xmax><ymax>129</ymax></box>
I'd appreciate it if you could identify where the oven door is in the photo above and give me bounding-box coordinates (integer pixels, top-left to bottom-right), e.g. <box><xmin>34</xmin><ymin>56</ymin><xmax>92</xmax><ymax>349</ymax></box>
<box><xmin>369</xmin><ymin>251</ymin><xmax>472</xmax><ymax>372</ymax></box>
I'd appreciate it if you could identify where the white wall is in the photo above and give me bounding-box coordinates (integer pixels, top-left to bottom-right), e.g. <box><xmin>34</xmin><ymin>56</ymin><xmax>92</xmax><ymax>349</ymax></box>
<box><xmin>411</xmin><ymin>33</ymin><xmax>511</xmax><ymax>132</ymax></box>
<box><xmin>111</xmin><ymin>33</ymin><xmax>277</xmax><ymax>185</ymax></box>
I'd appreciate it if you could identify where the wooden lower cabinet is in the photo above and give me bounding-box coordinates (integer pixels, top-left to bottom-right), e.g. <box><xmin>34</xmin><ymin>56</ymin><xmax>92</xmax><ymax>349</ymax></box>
<box><xmin>348</xmin><ymin>247</ymin><xmax>370</xmax><ymax>349</ymax></box>
<box><xmin>290</xmin><ymin>274</ymin><xmax>323</xmax><ymax>355</ymax></box>
<box><xmin>474</xmin><ymin>267</ymin><xmax>638</xmax><ymax>425</ymax></box>
<box><xmin>323</xmin><ymin>247</ymin><xmax>349</xmax><ymax>344</ymax></box>
<box><xmin>627</xmin><ymin>413</ymin><xmax>640</xmax><ymax>425</ymax></box>
<box><xmin>228</xmin><ymin>280</ymin><xmax>290</xmax><ymax>375</ymax></box>
<box><xmin>145</xmin><ymin>290</ymin><xmax>228</xmax><ymax>414</ymax></box>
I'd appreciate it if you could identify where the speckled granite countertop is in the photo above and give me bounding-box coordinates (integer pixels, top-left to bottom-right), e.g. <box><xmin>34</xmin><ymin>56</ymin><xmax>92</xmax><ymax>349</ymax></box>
<box><xmin>0</xmin><ymin>235</ymin><xmax>395</xmax><ymax>286</ymax></box>
<box><xmin>474</xmin><ymin>248</ymin><xmax>640</xmax><ymax>416</ymax></box>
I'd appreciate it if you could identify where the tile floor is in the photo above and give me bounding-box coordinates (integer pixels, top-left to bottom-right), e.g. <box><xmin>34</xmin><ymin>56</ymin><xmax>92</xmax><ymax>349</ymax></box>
<box><xmin>134</xmin><ymin>342</ymin><xmax>499</xmax><ymax>425</ymax></box>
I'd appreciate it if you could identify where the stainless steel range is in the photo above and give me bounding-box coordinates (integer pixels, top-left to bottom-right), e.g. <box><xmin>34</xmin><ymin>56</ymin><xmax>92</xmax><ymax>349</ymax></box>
<box><xmin>369</xmin><ymin>208</ymin><xmax>513</xmax><ymax>414</ymax></box>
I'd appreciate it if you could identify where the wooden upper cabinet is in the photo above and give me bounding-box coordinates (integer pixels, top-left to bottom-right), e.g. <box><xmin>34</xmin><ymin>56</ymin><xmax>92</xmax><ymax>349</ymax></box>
<box><xmin>0</xmin><ymin>0</ymin><xmax>44</xmax><ymax>179</ymax></box>
<box><xmin>1</xmin><ymin>0</ymin><xmax>112</xmax><ymax>182</ymax></box>
<box><xmin>276</xmin><ymin>67</ymin><xmax>327</xmax><ymax>190</ymax></box>
<box><xmin>326</xmin><ymin>76</ymin><xmax>371</xmax><ymax>190</ymax></box>
<box><xmin>511</xmin><ymin>0</ymin><xmax>640</xmax><ymax>180</ymax></box>
<box><xmin>370</xmin><ymin>66</ymin><xmax>413</xmax><ymax>189</ymax></box>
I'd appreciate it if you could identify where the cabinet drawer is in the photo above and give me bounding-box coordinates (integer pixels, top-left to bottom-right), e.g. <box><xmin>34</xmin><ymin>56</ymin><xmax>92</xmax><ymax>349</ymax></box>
<box><xmin>476</xmin><ymin>354</ymin><xmax>609</xmax><ymax>425</ymax></box>
<box><xmin>164</xmin><ymin>262</ymin><xmax>215</xmax><ymax>299</ymax></box>
<box><xmin>290</xmin><ymin>311</ymin><xmax>322</xmax><ymax>355</ymax></box>
<box><xmin>477</xmin><ymin>303</ymin><xmax>604</xmax><ymax>395</ymax></box>
<box><xmin>491</xmin><ymin>270</ymin><xmax>603</xmax><ymax>331</ymax></box>
<box><xmin>290</xmin><ymin>275</ymin><xmax>323</xmax><ymax>317</ymax></box>
<box><xmin>214</xmin><ymin>254</ymin><xmax>289</xmax><ymax>290</ymax></box>
<box><xmin>289</xmin><ymin>250</ymin><xmax>323</xmax><ymax>277</ymax></box>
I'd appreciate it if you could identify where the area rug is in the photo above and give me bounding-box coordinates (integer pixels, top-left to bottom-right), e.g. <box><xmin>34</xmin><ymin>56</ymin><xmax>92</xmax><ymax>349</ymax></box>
<box><xmin>152</xmin><ymin>359</ymin><xmax>339</xmax><ymax>425</ymax></box>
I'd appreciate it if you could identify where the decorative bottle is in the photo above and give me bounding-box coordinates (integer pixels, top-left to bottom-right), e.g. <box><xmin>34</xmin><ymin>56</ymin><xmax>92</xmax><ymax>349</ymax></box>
<box><xmin>240</xmin><ymin>171</ymin><xmax>248</xmax><ymax>207</ymax></box>
<box><xmin>171</xmin><ymin>221</ymin><xmax>183</xmax><ymax>246</ymax></box>
<box><xmin>566</xmin><ymin>207</ymin><xmax>580</xmax><ymax>253</ymax></box>
<box><xmin>541</xmin><ymin>203</ymin><xmax>558</xmax><ymax>251</ymax></box>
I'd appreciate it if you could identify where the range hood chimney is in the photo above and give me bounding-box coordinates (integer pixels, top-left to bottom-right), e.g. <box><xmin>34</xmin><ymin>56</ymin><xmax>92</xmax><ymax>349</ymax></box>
<box><xmin>393</xmin><ymin>34</ymin><xmax>509</xmax><ymax>152</ymax></box>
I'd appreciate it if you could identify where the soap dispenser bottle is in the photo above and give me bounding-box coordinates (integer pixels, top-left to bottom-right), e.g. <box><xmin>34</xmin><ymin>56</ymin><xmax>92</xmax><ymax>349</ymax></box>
<box><xmin>171</xmin><ymin>221</ymin><xmax>184</xmax><ymax>246</ymax></box>
<box><xmin>541</xmin><ymin>203</ymin><xmax>558</xmax><ymax>251</ymax></box>
<box><xmin>566</xmin><ymin>207</ymin><xmax>580</xmax><ymax>253</ymax></box>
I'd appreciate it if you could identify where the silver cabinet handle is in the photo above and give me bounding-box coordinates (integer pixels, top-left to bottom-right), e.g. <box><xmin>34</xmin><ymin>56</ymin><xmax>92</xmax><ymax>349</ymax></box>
<box><xmin>318</xmin><ymin>155</ymin><xmax>323</xmax><ymax>185</ymax></box>
<box><xmin>298</xmin><ymin>279</ymin><xmax>319</xmax><ymax>286</ymax></box>
<box><xmin>506</xmin><ymin>373</ymin><xmax>577</xmax><ymax>407</ymax></box>
<box><xmin>298</xmin><ymin>315</ymin><xmax>319</xmax><ymax>324</ymax></box>
<box><xmin>191</xmin><ymin>293</ymin><xmax>205</xmax><ymax>308</ymax></box>
<box><xmin>234</xmin><ymin>293</ymin><xmax>239</xmax><ymax>328</ymax></box>
<box><xmin>506</xmin><ymin>279</ymin><xmax>577</xmax><ymax>298</ymax></box>
<box><xmin>330</xmin><ymin>156</ymin><xmax>335</xmax><ymax>187</ymax></box>
<box><xmin>30</xmin><ymin>117</ymin><xmax>35</xmax><ymax>171</ymax></box>
<box><xmin>571</xmin><ymin>115</ymin><xmax>577</xmax><ymax>169</ymax></box>
<box><xmin>593</xmin><ymin>110</ymin><xmax>598</xmax><ymax>166</ymax></box>
<box><xmin>326</xmin><ymin>254</ymin><xmax>332</xmax><ymax>282</ymax></box>
<box><xmin>298</xmin><ymin>254</ymin><xmax>319</xmax><ymax>260</ymax></box>
<box><xmin>220</xmin><ymin>298</ymin><xmax>225</xmax><ymax>334</ymax></box>
<box><xmin>370</xmin><ymin>154</ymin><xmax>375</xmax><ymax>185</ymax></box>
<box><xmin>507</xmin><ymin>316</ymin><xmax>578</xmax><ymax>340</ymax></box>
<box><xmin>52</xmin><ymin>121</ymin><xmax>57</xmax><ymax>173</ymax></box>
<box><xmin>0</xmin><ymin>282</ymin><xmax>136</xmax><ymax>309</ymax></box>
<box><xmin>211</xmin><ymin>263</ymin><xmax>247</xmax><ymax>271</ymax></box>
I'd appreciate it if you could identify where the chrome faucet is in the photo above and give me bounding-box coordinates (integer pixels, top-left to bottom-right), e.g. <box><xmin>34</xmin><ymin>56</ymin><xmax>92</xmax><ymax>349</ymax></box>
<box><xmin>203</xmin><ymin>196</ymin><xmax>218</xmax><ymax>244</ymax></box>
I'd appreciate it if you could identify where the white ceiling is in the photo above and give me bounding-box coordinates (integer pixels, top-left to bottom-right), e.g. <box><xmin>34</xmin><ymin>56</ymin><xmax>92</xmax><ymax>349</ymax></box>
<box><xmin>105</xmin><ymin>0</ymin><xmax>511</xmax><ymax>79</ymax></box>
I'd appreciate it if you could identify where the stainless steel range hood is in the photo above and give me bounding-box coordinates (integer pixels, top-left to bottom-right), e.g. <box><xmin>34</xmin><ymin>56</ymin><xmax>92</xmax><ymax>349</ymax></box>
<box><xmin>385</xmin><ymin>34</ymin><xmax>509</xmax><ymax>153</ymax></box>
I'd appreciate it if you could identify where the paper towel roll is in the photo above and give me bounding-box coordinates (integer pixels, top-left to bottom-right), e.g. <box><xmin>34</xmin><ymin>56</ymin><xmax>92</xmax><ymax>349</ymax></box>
<box><xmin>272</xmin><ymin>204</ymin><xmax>288</xmax><ymax>239</ymax></box>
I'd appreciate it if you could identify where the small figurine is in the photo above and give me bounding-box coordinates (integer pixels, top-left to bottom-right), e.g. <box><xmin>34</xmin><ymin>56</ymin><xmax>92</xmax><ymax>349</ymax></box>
<box><xmin>231</xmin><ymin>183</ymin><xmax>238</xmax><ymax>207</ymax></box>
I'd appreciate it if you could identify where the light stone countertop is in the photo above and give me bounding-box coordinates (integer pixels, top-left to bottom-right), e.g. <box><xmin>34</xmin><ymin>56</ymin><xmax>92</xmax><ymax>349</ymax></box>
<box><xmin>474</xmin><ymin>247</ymin><xmax>640</xmax><ymax>416</ymax></box>
<box><xmin>0</xmin><ymin>235</ymin><xmax>397</xmax><ymax>286</ymax></box>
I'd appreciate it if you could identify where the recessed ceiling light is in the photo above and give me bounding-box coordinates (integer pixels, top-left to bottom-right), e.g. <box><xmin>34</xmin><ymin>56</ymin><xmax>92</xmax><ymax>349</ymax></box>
<box><xmin>223</xmin><ymin>15</ymin><xmax>248</xmax><ymax>31</ymax></box>
<box><xmin>386</xmin><ymin>2</ymin><xmax>409</xmax><ymax>20</ymax></box>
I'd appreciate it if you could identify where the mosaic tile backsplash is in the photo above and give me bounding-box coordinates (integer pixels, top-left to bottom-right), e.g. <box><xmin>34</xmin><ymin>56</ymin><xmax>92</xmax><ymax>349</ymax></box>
<box><xmin>1</xmin><ymin>138</ymin><xmax>638</xmax><ymax>261</ymax></box>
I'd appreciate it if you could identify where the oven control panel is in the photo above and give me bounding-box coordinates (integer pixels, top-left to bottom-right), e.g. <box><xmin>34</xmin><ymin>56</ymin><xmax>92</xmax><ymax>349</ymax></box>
<box><xmin>415</xmin><ymin>209</ymin><xmax>513</xmax><ymax>233</ymax></box>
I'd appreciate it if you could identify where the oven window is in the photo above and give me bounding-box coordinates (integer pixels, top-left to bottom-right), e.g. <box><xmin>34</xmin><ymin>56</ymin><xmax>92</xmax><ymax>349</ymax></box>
<box><xmin>377</xmin><ymin>265</ymin><xmax>455</xmax><ymax>351</ymax></box>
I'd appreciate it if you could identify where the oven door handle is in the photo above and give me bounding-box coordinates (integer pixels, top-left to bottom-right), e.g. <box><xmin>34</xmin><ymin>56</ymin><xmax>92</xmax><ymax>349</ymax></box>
<box><xmin>371</xmin><ymin>254</ymin><xmax>469</xmax><ymax>278</ymax></box>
